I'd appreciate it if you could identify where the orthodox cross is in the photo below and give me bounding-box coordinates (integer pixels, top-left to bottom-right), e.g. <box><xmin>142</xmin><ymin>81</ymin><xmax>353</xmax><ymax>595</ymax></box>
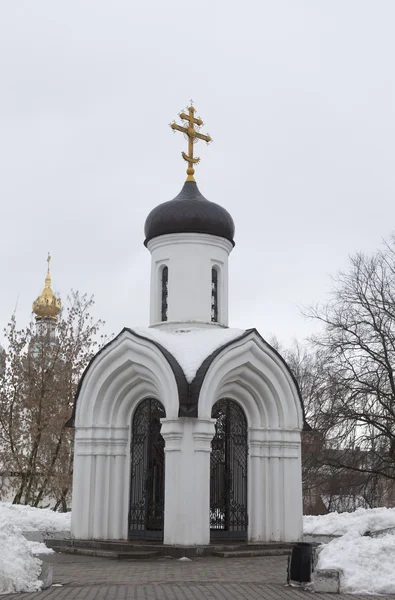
<box><xmin>170</xmin><ymin>102</ymin><xmax>212</xmax><ymax>182</ymax></box>
<box><xmin>45</xmin><ymin>252</ymin><xmax>52</xmax><ymax>286</ymax></box>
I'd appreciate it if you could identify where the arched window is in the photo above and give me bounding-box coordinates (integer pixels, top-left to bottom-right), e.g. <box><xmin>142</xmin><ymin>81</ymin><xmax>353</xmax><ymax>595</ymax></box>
<box><xmin>161</xmin><ymin>266</ymin><xmax>168</xmax><ymax>322</ymax></box>
<box><xmin>211</xmin><ymin>267</ymin><xmax>218</xmax><ymax>322</ymax></box>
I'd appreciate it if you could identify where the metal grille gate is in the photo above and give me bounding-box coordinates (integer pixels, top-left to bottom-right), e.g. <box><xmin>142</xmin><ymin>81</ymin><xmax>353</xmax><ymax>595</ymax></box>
<box><xmin>129</xmin><ymin>398</ymin><xmax>165</xmax><ymax>539</ymax></box>
<box><xmin>210</xmin><ymin>398</ymin><xmax>248</xmax><ymax>539</ymax></box>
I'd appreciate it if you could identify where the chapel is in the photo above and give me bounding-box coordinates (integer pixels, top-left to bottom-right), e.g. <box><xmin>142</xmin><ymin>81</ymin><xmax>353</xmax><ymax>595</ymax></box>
<box><xmin>70</xmin><ymin>104</ymin><xmax>306</xmax><ymax>546</ymax></box>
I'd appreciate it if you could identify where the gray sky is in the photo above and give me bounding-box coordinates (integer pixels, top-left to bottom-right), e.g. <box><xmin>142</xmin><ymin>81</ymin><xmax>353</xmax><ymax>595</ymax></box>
<box><xmin>1</xmin><ymin>1</ymin><xmax>394</xmax><ymax>347</ymax></box>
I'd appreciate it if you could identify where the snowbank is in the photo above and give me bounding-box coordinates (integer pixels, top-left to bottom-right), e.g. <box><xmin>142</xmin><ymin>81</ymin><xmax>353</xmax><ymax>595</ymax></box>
<box><xmin>306</xmin><ymin>509</ymin><xmax>395</xmax><ymax>594</ymax></box>
<box><xmin>133</xmin><ymin>327</ymin><xmax>245</xmax><ymax>383</ymax></box>
<box><xmin>317</xmin><ymin>531</ymin><xmax>395</xmax><ymax>595</ymax></box>
<box><xmin>27</xmin><ymin>541</ymin><xmax>55</xmax><ymax>555</ymax></box>
<box><xmin>0</xmin><ymin>503</ymin><xmax>61</xmax><ymax>594</ymax></box>
<box><xmin>0</xmin><ymin>520</ymin><xmax>43</xmax><ymax>595</ymax></box>
<box><xmin>304</xmin><ymin>506</ymin><xmax>395</xmax><ymax>536</ymax></box>
<box><xmin>0</xmin><ymin>501</ymin><xmax>70</xmax><ymax>532</ymax></box>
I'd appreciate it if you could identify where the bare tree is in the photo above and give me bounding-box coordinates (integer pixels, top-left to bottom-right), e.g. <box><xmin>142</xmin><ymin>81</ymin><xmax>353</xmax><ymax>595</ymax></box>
<box><xmin>305</xmin><ymin>234</ymin><xmax>395</xmax><ymax>502</ymax></box>
<box><xmin>278</xmin><ymin>338</ymin><xmax>387</xmax><ymax>513</ymax></box>
<box><xmin>0</xmin><ymin>291</ymin><xmax>106</xmax><ymax>509</ymax></box>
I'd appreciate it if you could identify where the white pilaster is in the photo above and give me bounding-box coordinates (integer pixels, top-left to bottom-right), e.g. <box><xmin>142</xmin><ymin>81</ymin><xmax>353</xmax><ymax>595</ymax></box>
<box><xmin>71</xmin><ymin>426</ymin><xmax>129</xmax><ymax>540</ymax></box>
<box><xmin>161</xmin><ymin>417</ymin><xmax>216</xmax><ymax>545</ymax></box>
<box><xmin>247</xmin><ymin>428</ymin><xmax>303</xmax><ymax>543</ymax></box>
<box><xmin>248</xmin><ymin>428</ymin><xmax>265</xmax><ymax>542</ymax></box>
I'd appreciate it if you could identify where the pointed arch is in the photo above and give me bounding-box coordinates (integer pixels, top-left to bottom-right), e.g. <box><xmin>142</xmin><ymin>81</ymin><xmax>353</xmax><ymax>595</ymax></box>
<box><xmin>196</xmin><ymin>330</ymin><xmax>304</xmax><ymax>543</ymax></box>
<box><xmin>70</xmin><ymin>329</ymin><xmax>186</xmax><ymax>540</ymax></box>
<box><xmin>70</xmin><ymin>328</ymin><xmax>188</xmax><ymax>428</ymax></box>
<box><xmin>193</xmin><ymin>329</ymin><xmax>304</xmax><ymax>430</ymax></box>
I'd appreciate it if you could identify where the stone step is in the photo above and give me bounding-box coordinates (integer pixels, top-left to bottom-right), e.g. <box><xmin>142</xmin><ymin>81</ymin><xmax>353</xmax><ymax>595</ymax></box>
<box><xmin>47</xmin><ymin>540</ymin><xmax>163</xmax><ymax>553</ymax></box>
<box><xmin>48</xmin><ymin>539</ymin><xmax>294</xmax><ymax>559</ymax></box>
<box><xmin>50</xmin><ymin>545</ymin><xmax>160</xmax><ymax>560</ymax></box>
<box><xmin>48</xmin><ymin>539</ymin><xmax>292</xmax><ymax>550</ymax></box>
<box><xmin>213</xmin><ymin>548</ymin><xmax>292</xmax><ymax>558</ymax></box>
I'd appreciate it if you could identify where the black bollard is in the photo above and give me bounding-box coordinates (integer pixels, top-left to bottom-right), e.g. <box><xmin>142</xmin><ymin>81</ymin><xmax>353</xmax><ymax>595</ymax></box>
<box><xmin>287</xmin><ymin>542</ymin><xmax>314</xmax><ymax>584</ymax></box>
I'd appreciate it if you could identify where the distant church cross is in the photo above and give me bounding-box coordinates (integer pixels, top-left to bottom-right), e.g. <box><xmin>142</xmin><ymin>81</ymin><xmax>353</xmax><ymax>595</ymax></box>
<box><xmin>45</xmin><ymin>252</ymin><xmax>52</xmax><ymax>287</ymax></box>
<box><xmin>170</xmin><ymin>102</ymin><xmax>212</xmax><ymax>182</ymax></box>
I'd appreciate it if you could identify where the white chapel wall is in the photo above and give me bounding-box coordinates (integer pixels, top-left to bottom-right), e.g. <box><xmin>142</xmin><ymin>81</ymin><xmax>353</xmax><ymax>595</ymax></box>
<box><xmin>147</xmin><ymin>232</ymin><xmax>233</xmax><ymax>327</ymax></box>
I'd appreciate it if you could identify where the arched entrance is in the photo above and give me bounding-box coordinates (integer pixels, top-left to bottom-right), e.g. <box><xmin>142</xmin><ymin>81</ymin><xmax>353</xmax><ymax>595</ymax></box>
<box><xmin>129</xmin><ymin>398</ymin><xmax>166</xmax><ymax>539</ymax></box>
<box><xmin>210</xmin><ymin>398</ymin><xmax>248</xmax><ymax>540</ymax></box>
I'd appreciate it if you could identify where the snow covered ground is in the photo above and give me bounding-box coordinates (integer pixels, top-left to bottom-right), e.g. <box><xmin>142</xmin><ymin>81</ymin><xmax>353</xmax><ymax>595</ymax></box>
<box><xmin>317</xmin><ymin>530</ymin><xmax>395</xmax><ymax>595</ymax></box>
<box><xmin>304</xmin><ymin>508</ymin><xmax>395</xmax><ymax>594</ymax></box>
<box><xmin>0</xmin><ymin>503</ymin><xmax>69</xmax><ymax>595</ymax></box>
<box><xmin>304</xmin><ymin>506</ymin><xmax>395</xmax><ymax>536</ymax></box>
<box><xmin>0</xmin><ymin>521</ymin><xmax>43</xmax><ymax>594</ymax></box>
<box><xmin>2</xmin><ymin>502</ymin><xmax>395</xmax><ymax>595</ymax></box>
<box><xmin>0</xmin><ymin>501</ymin><xmax>70</xmax><ymax>532</ymax></box>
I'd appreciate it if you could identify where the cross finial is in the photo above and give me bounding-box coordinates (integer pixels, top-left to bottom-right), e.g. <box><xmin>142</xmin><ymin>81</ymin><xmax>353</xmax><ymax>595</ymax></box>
<box><xmin>170</xmin><ymin>102</ymin><xmax>212</xmax><ymax>182</ymax></box>
<box><xmin>45</xmin><ymin>252</ymin><xmax>52</xmax><ymax>288</ymax></box>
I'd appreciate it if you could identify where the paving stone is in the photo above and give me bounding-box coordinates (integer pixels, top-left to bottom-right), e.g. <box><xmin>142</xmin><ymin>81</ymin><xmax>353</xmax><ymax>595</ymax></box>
<box><xmin>0</xmin><ymin>553</ymin><xmax>390</xmax><ymax>599</ymax></box>
<box><xmin>313</xmin><ymin>569</ymin><xmax>341</xmax><ymax>593</ymax></box>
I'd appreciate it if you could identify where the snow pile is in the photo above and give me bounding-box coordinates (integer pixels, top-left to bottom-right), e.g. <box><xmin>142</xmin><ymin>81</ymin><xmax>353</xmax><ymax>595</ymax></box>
<box><xmin>304</xmin><ymin>506</ymin><xmax>395</xmax><ymax>536</ymax></box>
<box><xmin>0</xmin><ymin>504</ymin><xmax>60</xmax><ymax>594</ymax></box>
<box><xmin>306</xmin><ymin>509</ymin><xmax>395</xmax><ymax>594</ymax></box>
<box><xmin>0</xmin><ymin>519</ymin><xmax>43</xmax><ymax>595</ymax></box>
<box><xmin>133</xmin><ymin>327</ymin><xmax>245</xmax><ymax>382</ymax></box>
<box><xmin>27</xmin><ymin>541</ymin><xmax>55</xmax><ymax>555</ymax></box>
<box><xmin>317</xmin><ymin>531</ymin><xmax>395</xmax><ymax>595</ymax></box>
<box><xmin>0</xmin><ymin>502</ymin><xmax>70</xmax><ymax>532</ymax></box>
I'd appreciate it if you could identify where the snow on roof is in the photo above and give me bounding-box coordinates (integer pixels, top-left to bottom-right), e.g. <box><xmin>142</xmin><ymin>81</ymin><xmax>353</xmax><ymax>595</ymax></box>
<box><xmin>133</xmin><ymin>327</ymin><xmax>246</xmax><ymax>383</ymax></box>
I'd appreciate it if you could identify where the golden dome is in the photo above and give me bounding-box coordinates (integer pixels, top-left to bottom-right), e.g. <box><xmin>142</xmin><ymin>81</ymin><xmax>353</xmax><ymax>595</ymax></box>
<box><xmin>32</xmin><ymin>254</ymin><xmax>61</xmax><ymax>320</ymax></box>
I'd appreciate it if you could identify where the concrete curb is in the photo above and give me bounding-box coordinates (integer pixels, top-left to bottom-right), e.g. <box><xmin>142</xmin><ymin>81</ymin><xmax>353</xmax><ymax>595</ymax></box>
<box><xmin>22</xmin><ymin>530</ymin><xmax>71</xmax><ymax>543</ymax></box>
<box><xmin>37</xmin><ymin>562</ymin><xmax>53</xmax><ymax>589</ymax></box>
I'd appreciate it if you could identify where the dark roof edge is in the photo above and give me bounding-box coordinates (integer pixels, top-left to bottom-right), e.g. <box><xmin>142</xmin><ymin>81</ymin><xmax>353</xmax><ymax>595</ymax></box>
<box><xmin>144</xmin><ymin>231</ymin><xmax>236</xmax><ymax>248</ymax></box>
<box><xmin>66</xmin><ymin>327</ymin><xmax>189</xmax><ymax>427</ymax></box>
<box><xmin>189</xmin><ymin>328</ymin><xmax>308</xmax><ymax>429</ymax></box>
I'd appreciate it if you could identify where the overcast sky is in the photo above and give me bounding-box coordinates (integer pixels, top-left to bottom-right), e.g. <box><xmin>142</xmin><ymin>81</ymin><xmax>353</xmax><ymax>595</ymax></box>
<box><xmin>0</xmin><ymin>1</ymin><xmax>394</xmax><ymax>347</ymax></box>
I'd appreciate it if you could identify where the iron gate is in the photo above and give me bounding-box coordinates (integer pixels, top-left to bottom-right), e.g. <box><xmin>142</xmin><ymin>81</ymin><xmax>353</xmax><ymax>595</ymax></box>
<box><xmin>210</xmin><ymin>398</ymin><xmax>248</xmax><ymax>539</ymax></box>
<box><xmin>129</xmin><ymin>398</ymin><xmax>165</xmax><ymax>539</ymax></box>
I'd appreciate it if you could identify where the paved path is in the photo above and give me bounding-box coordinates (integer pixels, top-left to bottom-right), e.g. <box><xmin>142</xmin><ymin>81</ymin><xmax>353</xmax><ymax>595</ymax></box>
<box><xmin>3</xmin><ymin>553</ymin><xmax>392</xmax><ymax>599</ymax></box>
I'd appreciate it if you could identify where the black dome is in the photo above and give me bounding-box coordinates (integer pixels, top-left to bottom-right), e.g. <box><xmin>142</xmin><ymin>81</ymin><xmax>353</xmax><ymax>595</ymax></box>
<box><xmin>144</xmin><ymin>182</ymin><xmax>235</xmax><ymax>246</ymax></box>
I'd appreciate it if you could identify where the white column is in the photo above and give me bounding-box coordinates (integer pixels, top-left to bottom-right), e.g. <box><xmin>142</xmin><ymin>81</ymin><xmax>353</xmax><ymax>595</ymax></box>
<box><xmin>192</xmin><ymin>419</ymin><xmax>216</xmax><ymax>544</ymax></box>
<box><xmin>161</xmin><ymin>418</ymin><xmax>183</xmax><ymax>545</ymax></box>
<box><xmin>282</xmin><ymin>431</ymin><xmax>303</xmax><ymax>542</ymax></box>
<box><xmin>71</xmin><ymin>428</ymin><xmax>95</xmax><ymax>539</ymax></box>
<box><xmin>161</xmin><ymin>417</ymin><xmax>215</xmax><ymax>545</ymax></box>
<box><xmin>71</xmin><ymin>452</ymin><xmax>92</xmax><ymax>538</ymax></box>
<box><xmin>248</xmin><ymin>428</ymin><xmax>265</xmax><ymax>542</ymax></box>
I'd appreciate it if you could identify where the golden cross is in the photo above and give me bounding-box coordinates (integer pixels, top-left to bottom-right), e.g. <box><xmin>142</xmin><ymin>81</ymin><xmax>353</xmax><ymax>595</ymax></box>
<box><xmin>45</xmin><ymin>252</ymin><xmax>52</xmax><ymax>288</ymax></box>
<box><xmin>170</xmin><ymin>103</ymin><xmax>212</xmax><ymax>182</ymax></box>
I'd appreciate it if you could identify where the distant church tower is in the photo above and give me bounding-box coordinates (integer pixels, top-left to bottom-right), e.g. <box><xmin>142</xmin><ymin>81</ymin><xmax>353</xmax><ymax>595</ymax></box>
<box><xmin>32</xmin><ymin>254</ymin><xmax>61</xmax><ymax>343</ymax></box>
